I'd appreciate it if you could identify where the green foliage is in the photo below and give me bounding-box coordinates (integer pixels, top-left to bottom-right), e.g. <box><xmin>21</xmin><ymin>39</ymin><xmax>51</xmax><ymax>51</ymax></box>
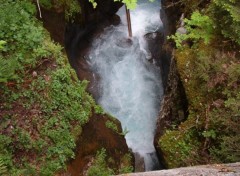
<box><xmin>0</xmin><ymin>0</ymin><xmax>97</xmax><ymax>175</ymax></box>
<box><xmin>169</xmin><ymin>11</ymin><xmax>214</xmax><ymax>48</ymax></box>
<box><xmin>87</xmin><ymin>149</ymin><xmax>133</xmax><ymax>175</ymax></box>
<box><xmin>89</xmin><ymin>0</ymin><xmax>137</xmax><ymax>9</ymax></box>
<box><xmin>89</xmin><ymin>0</ymin><xmax>97</xmax><ymax>8</ymax></box>
<box><xmin>202</xmin><ymin>130</ymin><xmax>216</xmax><ymax>139</ymax></box>
<box><xmin>121</xmin><ymin>0</ymin><xmax>138</xmax><ymax>9</ymax></box>
<box><xmin>87</xmin><ymin>148</ymin><xmax>114</xmax><ymax>176</ymax></box>
<box><xmin>118</xmin><ymin>153</ymin><xmax>134</xmax><ymax>174</ymax></box>
<box><xmin>13</xmin><ymin>128</ymin><xmax>33</xmax><ymax>150</ymax></box>
<box><xmin>0</xmin><ymin>53</ymin><xmax>94</xmax><ymax>174</ymax></box>
<box><xmin>0</xmin><ymin>56</ymin><xmax>18</xmax><ymax>83</ymax></box>
<box><xmin>168</xmin><ymin>33</ymin><xmax>188</xmax><ymax>48</ymax></box>
<box><xmin>94</xmin><ymin>104</ymin><xmax>105</xmax><ymax>115</ymax></box>
<box><xmin>90</xmin><ymin>0</ymin><xmax>155</xmax><ymax>10</ymax></box>
<box><xmin>210</xmin><ymin>135</ymin><xmax>240</xmax><ymax>162</ymax></box>
<box><xmin>0</xmin><ymin>157</ymin><xmax>8</xmax><ymax>175</ymax></box>
<box><xmin>105</xmin><ymin>119</ymin><xmax>130</xmax><ymax>136</ymax></box>
<box><xmin>161</xmin><ymin>0</ymin><xmax>240</xmax><ymax>165</ymax></box>
<box><xmin>159</xmin><ymin>129</ymin><xmax>200</xmax><ymax>168</ymax></box>
<box><xmin>119</xmin><ymin>0</ymin><xmax>155</xmax><ymax>9</ymax></box>
<box><xmin>0</xmin><ymin>40</ymin><xmax>6</xmax><ymax>50</ymax></box>
<box><xmin>184</xmin><ymin>12</ymin><xmax>214</xmax><ymax>43</ymax></box>
<box><xmin>105</xmin><ymin>120</ymin><xmax>119</xmax><ymax>133</ymax></box>
<box><xmin>0</xmin><ymin>0</ymin><xmax>45</xmax><ymax>82</ymax></box>
<box><xmin>171</xmin><ymin>0</ymin><xmax>240</xmax><ymax>46</ymax></box>
<box><xmin>212</xmin><ymin>0</ymin><xmax>240</xmax><ymax>44</ymax></box>
<box><xmin>39</xmin><ymin>0</ymin><xmax>81</xmax><ymax>21</ymax></box>
<box><xmin>188</xmin><ymin>48</ymin><xmax>240</xmax><ymax>161</ymax></box>
<box><xmin>120</xmin><ymin>127</ymin><xmax>129</xmax><ymax>136</ymax></box>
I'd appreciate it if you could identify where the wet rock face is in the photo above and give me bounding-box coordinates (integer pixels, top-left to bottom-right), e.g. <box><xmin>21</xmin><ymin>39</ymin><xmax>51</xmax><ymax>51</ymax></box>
<box><xmin>39</xmin><ymin>0</ymin><xmax>122</xmax><ymax>45</ymax></box>
<box><xmin>64</xmin><ymin>1</ymin><xmax>122</xmax><ymax>99</ymax></box>
<box><xmin>134</xmin><ymin>153</ymin><xmax>145</xmax><ymax>172</ymax></box>
<box><xmin>64</xmin><ymin>23</ymin><xmax>102</xmax><ymax>100</ymax></box>
<box><xmin>144</xmin><ymin>31</ymin><xmax>170</xmax><ymax>89</ymax></box>
<box><xmin>67</xmin><ymin>113</ymin><xmax>131</xmax><ymax>176</ymax></box>
<box><xmin>78</xmin><ymin>0</ymin><xmax>123</xmax><ymax>26</ymax></box>
<box><xmin>153</xmin><ymin>0</ymin><xmax>188</xmax><ymax>167</ymax></box>
<box><xmin>160</xmin><ymin>0</ymin><xmax>184</xmax><ymax>36</ymax></box>
<box><xmin>154</xmin><ymin>57</ymin><xmax>188</xmax><ymax>138</ymax></box>
<box><xmin>39</xmin><ymin>8</ymin><xmax>66</xmax><ymax>45</ymax></box>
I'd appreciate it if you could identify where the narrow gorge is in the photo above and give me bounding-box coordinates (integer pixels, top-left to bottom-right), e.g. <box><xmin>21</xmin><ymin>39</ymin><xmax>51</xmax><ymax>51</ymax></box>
<box><xmin>1</xmin><ymin>0</ymin><xmax>239</xmax><ymax>175</ymax></box>
<box><xmin>89</xmin><ymin>1</ymin><xmax>162</xmax><ymax>171</ymax></box>
<box><xmin>65</xmin><ymin>0</ymin><xmax>166</xmax><ymax>171</ymax></box>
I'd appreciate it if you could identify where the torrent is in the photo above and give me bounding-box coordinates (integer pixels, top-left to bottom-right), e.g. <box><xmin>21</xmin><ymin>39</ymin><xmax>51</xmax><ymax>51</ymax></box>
<box><xmin>86</xmin><ymin>0</ymin><xmax>163</xmax><ymax>171</ymax></box>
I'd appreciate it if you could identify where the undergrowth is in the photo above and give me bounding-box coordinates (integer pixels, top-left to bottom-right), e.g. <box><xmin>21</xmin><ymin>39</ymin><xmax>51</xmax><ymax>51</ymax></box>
<box><xmin>87</xmin><ymin>148</ymin><xmax>133</xmax><ymax>176</ymax></box>
<box><xmin>0</xmin><ymin>0</ymin><xmax>103</xmax><ymax>175</ymax></box>
<box><xmin>158</xmin><ymin>0</ymin><xmax>240</xmax><ymax>168</ymax></box>
<box><xmin>39</xmin><ymin>0</ymin><xmax>81</xmax><ymax>21</ymax></box>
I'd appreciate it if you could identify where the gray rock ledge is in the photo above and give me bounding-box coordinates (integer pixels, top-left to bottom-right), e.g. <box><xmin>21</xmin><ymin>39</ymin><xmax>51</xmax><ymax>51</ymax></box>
<box><xmin>118</xmin><ymin>162</ymin><xmax>240</xmax><ymax>176</ymax></box>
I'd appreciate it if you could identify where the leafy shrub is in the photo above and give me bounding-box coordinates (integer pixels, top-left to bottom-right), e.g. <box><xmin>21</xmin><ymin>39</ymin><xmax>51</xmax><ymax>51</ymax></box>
<box><xmin>212</xmin><ymin>0</ymin><xmax>240</xmax><ymax>45</ymax></box>
<box><xmin>0</xmin><ymin>157</ymin><xmax>7</xmax><ymax>176</ymax></box>
<box><xmin>87</xmin><ymin>148</ymin><xmax>133</xmax><ymax>175</ymax></box>
<box><xmin>87</xmin><ymin>148</ymin><xmax>114</xmax><ymax>176</ymax></box>
<box><xmin>159</xmin><ymin>128</ymin><xmax>200</xmax><ymax>168</ymax></box>
<box><xmin>118</xmin><ymin>153</ymin><xmax>133</xmax><ymax>173</ymax></box>
<box><xmin>170</xmin><ymin>0</ymin><xmax>240</xmax><ymax>47</ymax></box>
<box><xmin>0</xmin><ymin>1</ymin><xmax>97</xmax><ymax>175</ymax></box>
<box><xmin>161</xmin><ymin>0</ymin><xmax>240</xmax><ymax>165</ymax></box>
<box><xmin>0</xmin><ymin>0</ymin><xmax>45</xmax><ymax>82</ymax></box>
<box><xmin>105</xmin><ymin>120</ymin><xmax>119</xmax><ymax>133</ymax></box>
<box><xmin>169</xmin><ymin>11</ymin><xmax>214</xmax><ymax>48</ymax></box>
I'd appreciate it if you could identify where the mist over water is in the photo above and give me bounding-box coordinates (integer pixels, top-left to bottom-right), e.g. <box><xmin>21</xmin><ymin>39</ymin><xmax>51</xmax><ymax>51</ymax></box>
<box><xmin>88</xmin><ymin>0</ymin><xmax>163</xmax><ymax>171</ymax></box>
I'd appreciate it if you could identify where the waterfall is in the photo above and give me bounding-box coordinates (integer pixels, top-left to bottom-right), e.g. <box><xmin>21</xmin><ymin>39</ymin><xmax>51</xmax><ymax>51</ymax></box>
<box><xmin>87</xmin><ymin>0</ymin><xmax>163</xmax><ymax>171</ymax></box>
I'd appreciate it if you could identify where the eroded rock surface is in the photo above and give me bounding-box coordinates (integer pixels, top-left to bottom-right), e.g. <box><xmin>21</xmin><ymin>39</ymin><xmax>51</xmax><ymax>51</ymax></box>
<box><xmin>154</xmin><ymin>0</ymin><xmax>188</xmax><ymax>167</ymax></box>
<box><xmin>66</xmin><ymin>113</ymin><xmax>132</xmax><ymax>176</ymax></box>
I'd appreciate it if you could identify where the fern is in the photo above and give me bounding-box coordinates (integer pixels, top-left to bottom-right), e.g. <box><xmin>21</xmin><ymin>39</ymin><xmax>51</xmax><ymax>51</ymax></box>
<box><xmin>213</xmin><ymin>0</ymin><xmax>240</xmax><ymax>44</ymax></box>
<box><xmin>169</xmin><ymin>11</ymin><xmax>214</xmax><ymax>48</ymax></box>
<box><xmin>0</xmin><ymin>157</ymin><xmax>7</xmax><ymax>175</ymax></box>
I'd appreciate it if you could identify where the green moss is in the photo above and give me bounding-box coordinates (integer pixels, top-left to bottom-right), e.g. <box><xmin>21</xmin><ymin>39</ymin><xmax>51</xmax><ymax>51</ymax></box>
<box><xmin>118</xmin><ymin>153</ymin><xmax>134</xmax><ymax>174</ymax></box>
<box><xmin>0</xmin><ymin>1</ymin><xmax>97</xmax><ymax>175</ymax></box>
<box><xmin>87</xmin><ymin>148</ymin><xmax>114</xmax><ymax>176</ymax></box>
<box><xmin>159</xmin><ymin>128</ymin><xmax>200</xmax><ymax>168</ymax></box>
<box><xmin>71</xmin><ymin>125</ymin><xmax>82</xmax><ymax>141</ymax></box>
<box><xmin>105</xmin><ymin>120</ymin><xmax>119</xmax><ymax>133</ymax></box>
<box><xmin>87</xmin><ymin>148</ymin><xmax>133</xmax><ymax>176</ymax></box>
<box><xmin>161</xmin><ymin>0</ymin><xmax>240</xmax><ymax>166</ymax></box>
<box><xmin>39</xmin><ymin>0</ymin><xmax>81</xmax><ymax>21</ymax></box>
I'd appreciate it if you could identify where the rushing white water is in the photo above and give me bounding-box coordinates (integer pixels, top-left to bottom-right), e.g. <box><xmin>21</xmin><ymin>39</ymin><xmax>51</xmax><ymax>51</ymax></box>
<box><xmin>88</xmin><ymin>0</ymin><xmax>163</xmax><ymax>171</ymax></box>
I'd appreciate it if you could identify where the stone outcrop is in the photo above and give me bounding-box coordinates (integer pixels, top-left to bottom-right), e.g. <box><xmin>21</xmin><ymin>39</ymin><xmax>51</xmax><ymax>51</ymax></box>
<box><xmin>154</xmin><ymin>54</ymin><xmax>187</xmax><ymax>137</ymax></box>
<box><xmin>119</xmin><ymin>162</ymin><xmax>240</xmax><ymax>176</ymax></box>
<box><xmin>153</xmin><ymin>0</ymin><xmax>188</xmax><ymax>167</ymax></box>
<box><xmin>144</xmin><ymin>31</ymin><xmax>169</xmax><ymax>89</ymax></box>
<box><xmin>40</xmin><ymin>7</ymin><xmax>66</xmax><ymax>45</ymax></box>
<box><xmin>78</xmin><ymin>0</ymin><xmax>122</xmax><ymax>26</ymax></box>
<box><xmin>66</xmin><ymin>113</ymin><xmax>132</xmax><ymax>176</ymax></box>
<box><xmin>39</xmin><ymin>0</ymin><xmax>122</xmax><ymax>45</ymax></box>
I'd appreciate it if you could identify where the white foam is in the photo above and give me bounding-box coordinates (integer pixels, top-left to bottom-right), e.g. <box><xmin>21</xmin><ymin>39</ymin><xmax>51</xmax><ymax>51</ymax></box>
<box><xmin>88</xmin><ymin>0</ymin><xmax>163</xmax><ymax>170</ymax></box>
